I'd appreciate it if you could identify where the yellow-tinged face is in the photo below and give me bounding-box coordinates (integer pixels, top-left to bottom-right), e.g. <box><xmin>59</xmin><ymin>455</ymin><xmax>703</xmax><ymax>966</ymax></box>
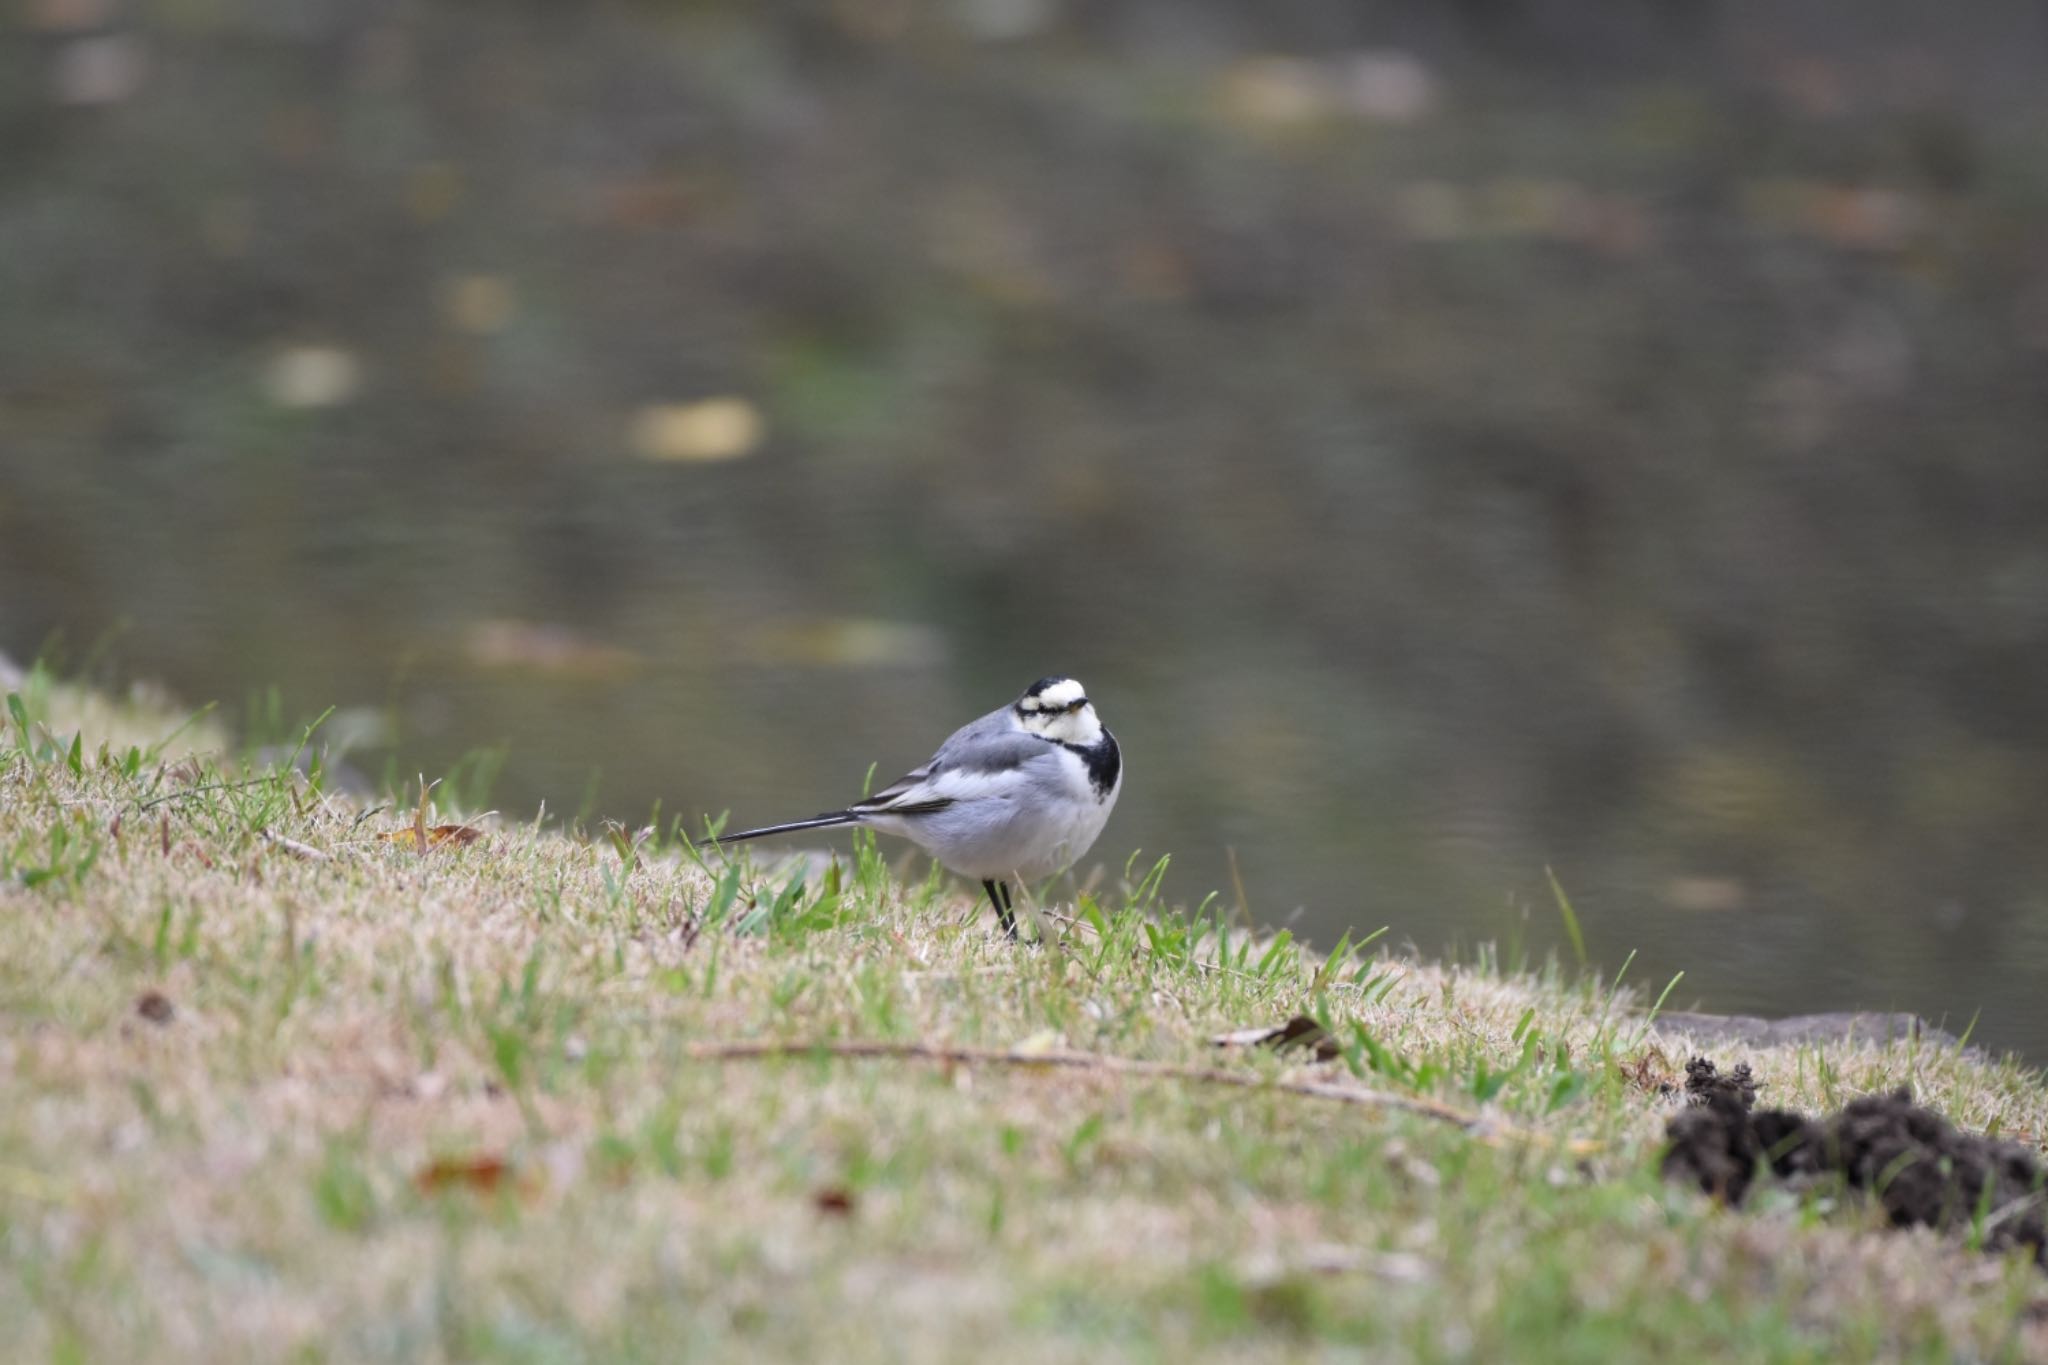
<box><xmin>1014</xmin><ymin>676</ymin><xmax>1104</xmax><ymax>745</ymax></box>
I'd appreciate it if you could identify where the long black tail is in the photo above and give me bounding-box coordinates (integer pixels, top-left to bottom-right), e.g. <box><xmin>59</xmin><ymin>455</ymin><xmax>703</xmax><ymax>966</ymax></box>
<box><xmin>712</xmin><ymin>812</ymin><xmax>860</xmax><ymax>846</ymax></box>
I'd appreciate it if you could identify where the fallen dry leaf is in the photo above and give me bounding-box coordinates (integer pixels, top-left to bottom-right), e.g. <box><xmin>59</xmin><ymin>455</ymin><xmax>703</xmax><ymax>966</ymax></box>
<box><xmin>414</xmin><ymin>1153</ymin><xmax>518</xmax><ymax>1196</ymax></box>
<box><xmin>812</xmin><ymin>1186</ymin><xmax>857</xmax><ymax>1217</ymax></box>
<box><xmin>439</xmin><ymin>273</ymin><xmax>516</xmax><ymax>334</ymax></box>
<box><xmin>1618</xmin><ymin>1045</ymin><xmax>1680</xmax><ymax>1097</ymax></box>
<box><xmin>379</xmin><ymin>824</ymin><xmax>483</xmax><ymax>850</ymax></box>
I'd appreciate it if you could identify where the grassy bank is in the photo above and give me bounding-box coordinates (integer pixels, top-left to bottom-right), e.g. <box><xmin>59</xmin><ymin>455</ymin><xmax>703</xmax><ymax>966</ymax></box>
<box><xmin>3</xmin><ymin>671</ymin><xmax>2045</xmax><ymax>1362</ymax></box>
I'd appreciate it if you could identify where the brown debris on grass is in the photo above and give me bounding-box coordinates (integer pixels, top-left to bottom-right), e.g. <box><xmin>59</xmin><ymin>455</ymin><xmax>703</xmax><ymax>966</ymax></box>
<box><xmin>1663</xmin><ymin>1058</ymin><xmax>2048</xmax><ymax>1264</ymax></box>
<box><xmin>812</xmin><ymin>1186</ymin><xmax>858</xmax><ymax>1217</ymax></box>
<box><xmin>1209</xmin><ymin>1014</ymin><xmax>1343</xmax><ymax>1062</ymax></box>
<box><xmin>1615</xmin><ymin>1045</ymin><xmax>1679</xmax><ymax>1097</ymax></box>
<box><xmin>413</xmin><ymin>1153</ymin><xmax>520</xmax><ymax>1197</ymax></box>
<box><xmin>377</xmin><ymin>823</ymin><xmax>483</xmax><ymax>850</ymax></box>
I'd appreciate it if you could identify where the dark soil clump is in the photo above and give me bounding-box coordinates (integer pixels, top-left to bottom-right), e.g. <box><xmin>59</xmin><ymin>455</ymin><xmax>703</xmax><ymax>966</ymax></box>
<box><xmin>1662</xmin><ymin>1059</ymin><xmax>2048</xmax><ymax>1264</ymax></box>
<box><xmin>1683</xmin><ymin>1056</ymin><xmax>1758</xmax><ymax>1110</ymax></box>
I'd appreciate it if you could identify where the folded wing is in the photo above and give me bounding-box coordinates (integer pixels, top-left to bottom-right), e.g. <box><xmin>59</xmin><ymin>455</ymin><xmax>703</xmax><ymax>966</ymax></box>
<box><xmin>850</xmin><ymin>726</ymin><xmax>1052</xmax><ymax>816</ymax></box>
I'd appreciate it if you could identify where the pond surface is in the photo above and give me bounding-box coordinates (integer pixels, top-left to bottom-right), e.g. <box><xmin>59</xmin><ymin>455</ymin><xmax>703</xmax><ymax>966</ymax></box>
<box><xmin>6</xmin><ymin>2</ymin><xmax>2048</xmax><ymax>1061</ymax></box>
<box><xmin>9</xmin><ymin>479</ymin><xmax>2046</xmax><ymax>1064</ymax></box>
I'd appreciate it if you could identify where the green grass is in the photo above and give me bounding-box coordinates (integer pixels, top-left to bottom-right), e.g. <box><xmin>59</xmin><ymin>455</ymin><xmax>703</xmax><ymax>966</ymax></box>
<box><xmin>3</xmin><ymin>670</ymin><xmax>2047</xmax><ymax>1362</ymax></box>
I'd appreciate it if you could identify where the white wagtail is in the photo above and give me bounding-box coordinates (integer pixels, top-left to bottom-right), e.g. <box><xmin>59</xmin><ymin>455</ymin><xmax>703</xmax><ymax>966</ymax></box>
<box><xmin>711</xmin><ymin>676</ymin><xmax>1122</xmax><ymax>938</ymax></box>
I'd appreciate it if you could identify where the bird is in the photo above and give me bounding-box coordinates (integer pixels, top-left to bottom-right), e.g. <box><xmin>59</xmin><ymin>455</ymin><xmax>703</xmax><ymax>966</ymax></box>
<box><xmin>709</xmin><ymin>676</ymin><xmax>1122</xmax><ymax>938</ymax></box>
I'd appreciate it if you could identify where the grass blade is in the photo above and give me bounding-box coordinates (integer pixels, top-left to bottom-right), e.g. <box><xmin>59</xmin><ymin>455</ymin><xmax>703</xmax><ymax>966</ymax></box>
<box><xmin>1545</xmin><ymin>865</ymin><xmax>1587</xmax><ymax>968</ymax></box>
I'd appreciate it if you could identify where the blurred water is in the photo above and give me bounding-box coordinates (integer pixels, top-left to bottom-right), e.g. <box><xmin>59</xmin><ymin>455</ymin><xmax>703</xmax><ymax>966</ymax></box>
<box><xmin>8</xmin><ymin>498</ymin><xmax>2045</xmax><ymax>1060</ymax></box>
<box><xmin>6</xmin><ymin>1</ymin><xmax>2048</xmax><ymax>1059</ymax></box>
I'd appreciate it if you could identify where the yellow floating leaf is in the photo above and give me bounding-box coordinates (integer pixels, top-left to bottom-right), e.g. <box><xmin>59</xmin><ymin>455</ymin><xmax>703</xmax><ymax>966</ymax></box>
<box><xmin>1663</xmin><ymin>876</ymin><xmax>1747</xmax><ymax>913</ymax></box>
<box><xmin>407</xmin><ymin>162</ymin><xmax>462</xmax><ymax>222</ymax></box>
<box><xmin>742</xmin><ymin>617</ymin><xmax>947</xmax><ymax>669</ymax></box>
<box><xmin>263</xmin><ymin>345</ymin><xmax>360</xmax><ymax>409</ymax></box>
<box><xmin>461</xmin><ymin>619</ymin><xmax>642</xmax><ymax>681</ymax></box>
<box><xmin>1218</xmin><ymin>56</ymin><xmax>1336</xmax><ymax>130</ymax></box>
<box><xmin>629</xmin><ymin>397</ymin><xmax>764</xmax><ymax>463</ymax></box>
<box><xmin>440</xmin><ymin>274</ymin><xmax>517</xmax><ymax>334</ymax></box>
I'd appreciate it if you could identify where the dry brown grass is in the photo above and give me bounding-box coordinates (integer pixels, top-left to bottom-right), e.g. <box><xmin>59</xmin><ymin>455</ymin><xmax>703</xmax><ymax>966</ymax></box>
<box><xmin>4</xmin><ymin>670</ymin><xmax>2046</xmax><ymax>1362</ymax></box>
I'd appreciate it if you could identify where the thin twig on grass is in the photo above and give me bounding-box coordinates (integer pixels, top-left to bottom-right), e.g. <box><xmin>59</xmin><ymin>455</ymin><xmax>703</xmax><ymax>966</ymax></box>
<box><xmin>679</xmin><ymin>1037</ymin><xmax>1591</xmax><ymax>1150</ymax></box>
<box><xmin>260</xmin><ymin>828</ymin><xmax>330</xmax><ymax>862</ymax></box>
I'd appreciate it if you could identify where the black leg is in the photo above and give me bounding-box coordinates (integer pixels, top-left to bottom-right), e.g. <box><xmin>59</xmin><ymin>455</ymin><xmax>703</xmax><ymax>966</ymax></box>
<box><xmin>983</xmin><ymin>879</ymin><xmax>1018</xmax><ymax>940</ymax></box>
<box><xmin>999</xmin><ymin>881</ymin><xmax>1020</xmax><ymax>941</ymax></box>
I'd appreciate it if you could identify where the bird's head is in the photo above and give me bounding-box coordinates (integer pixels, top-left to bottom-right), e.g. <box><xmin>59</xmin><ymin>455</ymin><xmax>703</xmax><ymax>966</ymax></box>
<box><xmin>1013</xmin><ymin>675</ymin><xmax>1104</xmax><ymax>745</ymax></box>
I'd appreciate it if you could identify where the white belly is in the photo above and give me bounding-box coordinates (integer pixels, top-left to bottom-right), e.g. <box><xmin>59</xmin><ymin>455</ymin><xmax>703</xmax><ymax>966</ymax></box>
<box><xmin>872</xmin><ymin>763</ymin><xmax>1121</xmax><ymax>883</ymax></box>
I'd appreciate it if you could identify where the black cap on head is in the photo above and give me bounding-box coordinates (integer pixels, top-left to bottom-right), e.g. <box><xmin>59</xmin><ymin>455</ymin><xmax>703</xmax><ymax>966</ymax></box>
<box><xmin>1016</xmin><ymin>676</ymin><xmax>1089</xmax><ymax>715</ymax></box>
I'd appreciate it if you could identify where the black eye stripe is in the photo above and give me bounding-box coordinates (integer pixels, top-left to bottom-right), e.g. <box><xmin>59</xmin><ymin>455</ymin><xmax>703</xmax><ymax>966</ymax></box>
<box><xmin>1017</xmin><ymin>697</ymin><xmax>1089</xmax><ymax>717</ymax></box>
